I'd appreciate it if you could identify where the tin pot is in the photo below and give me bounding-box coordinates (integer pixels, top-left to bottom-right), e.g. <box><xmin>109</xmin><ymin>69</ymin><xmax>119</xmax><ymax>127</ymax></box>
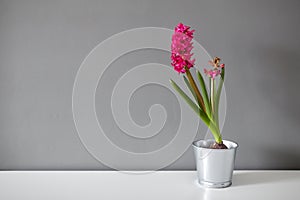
<box><xmin>193</xmin><ymin>139</ymin><xmax>238</xmax><ymax>188</ymax></box>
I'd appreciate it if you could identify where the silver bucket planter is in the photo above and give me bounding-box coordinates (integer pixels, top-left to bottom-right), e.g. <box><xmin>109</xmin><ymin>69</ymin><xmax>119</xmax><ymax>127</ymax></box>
<box><xmin>193</xmin><ymin>139</ymin><xmax>238</xmax><ymax>188</ymax></box>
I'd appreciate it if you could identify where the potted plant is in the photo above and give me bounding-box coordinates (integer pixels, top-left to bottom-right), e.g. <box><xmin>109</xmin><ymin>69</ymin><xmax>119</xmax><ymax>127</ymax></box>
<box><xmin>170</xmin><ymin>23</ymin><xmax>238</xmax><ymax>188</ymax></box>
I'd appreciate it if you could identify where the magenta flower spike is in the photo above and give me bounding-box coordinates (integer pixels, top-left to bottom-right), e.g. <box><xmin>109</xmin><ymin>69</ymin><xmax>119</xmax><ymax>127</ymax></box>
<box><xmin>171</xmin><ymin>23</ymin><xmax>195</xmax><ymax>73</ymax></box>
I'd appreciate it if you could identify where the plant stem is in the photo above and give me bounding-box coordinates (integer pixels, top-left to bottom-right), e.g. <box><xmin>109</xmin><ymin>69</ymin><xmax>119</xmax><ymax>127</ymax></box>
<box><xmin>215</xmin><ymin>68</ymin><xmax>225</xmax><ymax>130</ymax></box>
<box><xmin>209</xmin><ymin>77</ymin><xmax>223</xmax><ymax>144</ymax></box>
<box><xmin>185</xmin><ymin>67</ymin><xmax>206</xmax><ymax>113</ymax></box>
<box><xmin>208</xmin><ymin>123</ymin><xmax>222</xmax><ymax>144</ymax></box>
<box><xmin>196</xmin><ymin>70</ymin><xmax>211</xmax><ymax>118</ymax></box>
<box><xmin>210</xmin><ymin>78</ymin><xmax>215</xmax><ymax>113</ymax></box>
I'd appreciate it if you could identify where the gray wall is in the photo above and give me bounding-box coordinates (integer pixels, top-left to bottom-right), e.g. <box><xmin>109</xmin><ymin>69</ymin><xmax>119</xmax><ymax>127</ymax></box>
<box><xmin>0</xmin><ymin>0</ymin><xmax>299</xmax><ymax>170</ymax></box>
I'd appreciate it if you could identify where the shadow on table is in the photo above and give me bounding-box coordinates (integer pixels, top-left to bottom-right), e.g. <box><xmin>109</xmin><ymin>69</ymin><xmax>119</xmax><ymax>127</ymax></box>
<box><xmin>232</xmin><ymin>171</ymin><xmax>299</xmax><ymax>187</ymax></box>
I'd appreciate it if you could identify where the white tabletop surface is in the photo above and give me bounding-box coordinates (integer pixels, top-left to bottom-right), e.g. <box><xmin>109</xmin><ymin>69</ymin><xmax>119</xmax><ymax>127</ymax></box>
<box><xmin>0</xmin><ymin>170</ymin><xmax>299</xmax><ymax>200</ymax></box>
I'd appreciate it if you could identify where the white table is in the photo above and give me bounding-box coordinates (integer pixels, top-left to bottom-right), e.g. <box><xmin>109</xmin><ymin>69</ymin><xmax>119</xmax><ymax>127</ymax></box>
<box><xmin>0</xmin><ymin>171</ymin><xmax>299</xmax><ymax>200</ymax></box>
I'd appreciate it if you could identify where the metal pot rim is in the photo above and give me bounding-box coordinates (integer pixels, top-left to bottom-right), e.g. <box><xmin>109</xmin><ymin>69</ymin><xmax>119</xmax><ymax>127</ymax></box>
<box><xmin>192</xmin><ymin>139</ymin><xmax>239</xmax><ymax>151</ymax></box>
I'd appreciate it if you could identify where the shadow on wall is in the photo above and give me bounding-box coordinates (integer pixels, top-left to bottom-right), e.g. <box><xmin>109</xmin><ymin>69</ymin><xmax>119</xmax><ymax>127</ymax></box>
<box><xmin>259</xmin><ymin>146</ymin><xmax>300</xmax><ymax>170</ymax></box>
<box><xmin>254</xmin><ymin>46</ymin><xmax>300</xmax><ymax>123</ymax></box>
<box><xmin>245</xmin><ymin>45</ymin><xmax>300</xmax><ymax>169</ymax></box>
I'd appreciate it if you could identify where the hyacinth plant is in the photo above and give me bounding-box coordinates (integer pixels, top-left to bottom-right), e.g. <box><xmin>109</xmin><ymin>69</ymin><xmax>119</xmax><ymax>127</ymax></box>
<box><xmin>170</xmin><ymin>23</ymin><xmax>227</xmax><ymax>149</ymax></box>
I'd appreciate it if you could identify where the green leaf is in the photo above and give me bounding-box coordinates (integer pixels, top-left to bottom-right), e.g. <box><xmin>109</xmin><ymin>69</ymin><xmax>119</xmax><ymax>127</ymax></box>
<box><xmin>196</xmin><ymin>71</ymin><xmax>211</xmax><ymax>117</ymax></box>
<box><xmin>170</xmin><ymin>79</ymin><xmax>200</xmax><ymax>114</ymax></box>
<box><xmin>215</xmin><ymin>68</ymin><xmax>225</xmax><ymax>126</ymax></box>
<box><xmin>170</xmin><ymin>79</ymin><xmax>222</xmax><ymax>144</ymax></box>
<box><xmin>183</xmin><ymin>75</ymin><xmax>198</xmax><ymax>106</ymax></box>
<box><xmin>170</xmin><ymin>79</ymin><xmax>209</xmax><ymax>125</ymax></box>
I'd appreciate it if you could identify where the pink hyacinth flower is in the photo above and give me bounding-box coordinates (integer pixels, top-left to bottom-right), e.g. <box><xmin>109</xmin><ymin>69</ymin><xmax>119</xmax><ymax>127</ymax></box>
<box><xmin>171</xmin><ymin>54</ymin><xmax>194</xmax><ymax>73</ymax></box>
<box><xmin>171</xmin><ymin>23</ymin><xmax>195</xmax><ymax>73</ymax></box>
<box><xmin>204</xmin><ymin>68</ymin><xmax>221</xmax><ymax>79</ymax></box>
<box><xmin>174</xmin><ymin>23</ymin><xmax>195</xmax><ymax>37</ymax></box>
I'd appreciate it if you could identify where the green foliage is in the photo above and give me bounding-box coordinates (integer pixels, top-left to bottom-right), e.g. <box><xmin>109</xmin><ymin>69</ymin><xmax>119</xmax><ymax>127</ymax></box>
<box><xmin>197</xmin><ymin>70</ymin><xmax>211</xmax><ymax>118</ymax></box>
<box><xmin>214</xmin><ymin>68</ymin><xmax>225</xmax><ymax>126</ymax></box>
<box><xmin>170</xmin><ymin>79</ymin><xmax>222</xmax><ymax>143</ymax></box>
